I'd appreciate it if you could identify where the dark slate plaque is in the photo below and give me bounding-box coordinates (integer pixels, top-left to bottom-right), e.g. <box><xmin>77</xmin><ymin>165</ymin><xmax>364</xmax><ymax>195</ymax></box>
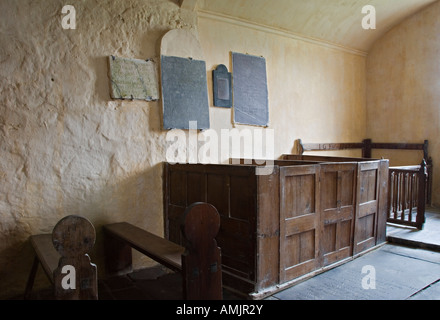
<box><xmin>161</xmin><ymin>55</ymin><xmax>210</xmax><ymax>130</ymax></box>
<box><xmin>232</xmin><ymin>52</ymin><xmax>269</xmax><ymax>126</ymax></box>
<box><xmin>212</xmin><ymin>64</ymin><xmax>232</xmax><ymax>108</ymax></box>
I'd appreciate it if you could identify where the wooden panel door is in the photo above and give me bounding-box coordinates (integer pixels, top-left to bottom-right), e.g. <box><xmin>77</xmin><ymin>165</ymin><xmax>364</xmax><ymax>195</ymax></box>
<box><xmin>279</xmin><ymin>165</ymin><xmax>321</xmax><ymax>283</ymax></box>
<box><xmin>320</xmin><ymin>163</ymin><xmax>357</xmax><ymax>266</ymax></box>
<box><xmin>354</xmin><ymin>161</ymin><xmax>380</xmax><ymax>254</ymax></box>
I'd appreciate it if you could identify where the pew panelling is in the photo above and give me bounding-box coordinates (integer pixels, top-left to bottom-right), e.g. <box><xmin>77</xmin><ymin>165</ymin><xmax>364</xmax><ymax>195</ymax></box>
<box><xmin>164</xmin><ymin>163</ymin><xmax>280</xmax><ymax>296</ymax></box>
<box><xmin>279</xmin><ymin>164</ymin><xmax>320</xmax><ymax>283</ymax></box>
<box><xmin>164</xmin><ymin>157</ymin><xmax>389</xmax><ymax>299</ymax></box>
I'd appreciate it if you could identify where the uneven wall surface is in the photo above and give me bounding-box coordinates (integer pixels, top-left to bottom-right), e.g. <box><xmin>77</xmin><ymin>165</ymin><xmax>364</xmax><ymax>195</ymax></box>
<box><xmin>0</xmin><ymin>0</ymin><xmax>197</xmax><ymax>298</ymax></box>
<box><xmin>366</xmin><ymin>1</ymin><xmax>440</xmax><ymax>206</ymax></box>
<box><xmin>0</xmin><ymin>0</ymin><xmax>367</xmax><ymax>298</ymax></box>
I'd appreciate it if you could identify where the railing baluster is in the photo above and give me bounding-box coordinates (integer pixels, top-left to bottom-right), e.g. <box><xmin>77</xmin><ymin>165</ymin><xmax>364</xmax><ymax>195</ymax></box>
<box><xmin>406</xmin><ymin>173</ymin><xmax>409</xmax><ymax>221</ymax></box>
<box><xmin>400</xmin><ymin>172</ymin><xmax>405</xmax><ymax>221</ymax></box>
<box><xmin>394</xmin><ymin>172</ymin><xmax>399</xmax><ymax>219</ymax></box>
<box><xmin>408</xmin><ymin>173</ymin><xmax>414</xmax><ymax>222</ymax></box>
<box><xmin>389</xmin><ymin>172</ymin><xmax>393</xmax><ymax>218</ymax></box>
<box><xmin>387</xmin><ymin>164</ymin><xmax>426</xmax><ymax>229</ymax></box>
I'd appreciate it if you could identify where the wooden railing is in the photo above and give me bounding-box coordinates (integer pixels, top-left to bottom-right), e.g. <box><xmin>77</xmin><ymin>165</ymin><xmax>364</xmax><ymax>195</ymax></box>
<box><xmin>294</xmin><ymin>138</ymin><xmax>433</xmax><ymax>230</ymax></box>
<box><xmin>388</xmin><ymin>161</ymin><xmax>428</xmax><ymax>230</ymax></box>
<box><xmin>294</xmin><ymin>138</ymin><xmax>432</xmax><ymax>205</ymax></box>
<box><xmin>295</xmin><ymin>138</ymin><xmax>429</xmax><ymax>160</ymax></box>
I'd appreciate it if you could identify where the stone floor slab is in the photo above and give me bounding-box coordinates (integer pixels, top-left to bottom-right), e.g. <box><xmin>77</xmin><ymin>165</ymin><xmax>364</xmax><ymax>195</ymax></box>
<box><xmin>272</xmin><ymin>245</ymin><xmax>440</xmax><ymax>300</ymax></box>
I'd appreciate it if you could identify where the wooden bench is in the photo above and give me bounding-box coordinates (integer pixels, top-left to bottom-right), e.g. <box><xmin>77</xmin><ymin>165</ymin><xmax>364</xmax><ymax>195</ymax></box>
<box><xmin>103</xmin><ymin>202</ymin><xmax>222</xmax><ymax>300</ymax></box>
<box><xmin>24</xmin><ymin>215</ymin><xmax>98</xmax><ymax>300</ymax></box>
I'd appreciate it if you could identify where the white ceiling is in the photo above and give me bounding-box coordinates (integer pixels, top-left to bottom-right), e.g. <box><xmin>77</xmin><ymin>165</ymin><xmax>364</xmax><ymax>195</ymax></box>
<box><xmin>194</xmin><ymin>0</ymin><xmax>438</xmax><ymax>53</ymax></box>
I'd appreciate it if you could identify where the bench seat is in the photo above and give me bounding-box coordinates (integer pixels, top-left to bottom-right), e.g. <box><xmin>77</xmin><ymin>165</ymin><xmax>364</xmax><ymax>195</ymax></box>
<box><xmin>29</xmin><ymin>234</ymin><xmax>60</xmax><ymax>284</ymax></box>
<box><xmin>103</xmin><ymin>203</ymin><xmax>223</xmax><ymax>300</ymax></box>
<box><xmin>104</xmin><ymin>222</ymin><xmax>185</xmax><ymax>272</ymax></box>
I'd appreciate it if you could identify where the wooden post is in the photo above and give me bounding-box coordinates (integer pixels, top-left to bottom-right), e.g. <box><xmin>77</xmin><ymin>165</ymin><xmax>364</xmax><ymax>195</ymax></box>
<box><xmin>24</xmin><ymin>257</ymin><xmax>40</xmax><ymax>300</ymax></box>
<box><xmin>362</xmin><ymin>139</ymin><xmax>372</xmax><ymax>158</ymax></box>
<box><xmin>104</xmin><ymin>231</ymin><xmax>133</xmax><ymax>276</ymax></box>
<box><xmin>376</xmin><ymin>160</ymin><xmax>389</xmax><ymax>244</ymax></box>
<box><xmin>52</xmin><ymin>215</ymin><xmax>98</xmax><ymax>300</ymax></box>
<box><xmin>293</xmin><ymin>139</ymin><xmax>304</xmax><ymax>155</ymax></box>
<box><xmin>416</xmin><ymin>160</ymin><xmax>427</xmax><ymax>230</ymax></box>
<box><xmin>423</xmin><ymin>140</ymin><xmax>429</xmax><ymax>160</ymax></box>
<box><xmin>427</xmin><ymin>157</ymin><xmax>433</xmax><ymax>205</ymax></box>
<box><xmin>181</xmin><ymin>203</ymin><xmax>222</xmax><ymax>300</ymax></box>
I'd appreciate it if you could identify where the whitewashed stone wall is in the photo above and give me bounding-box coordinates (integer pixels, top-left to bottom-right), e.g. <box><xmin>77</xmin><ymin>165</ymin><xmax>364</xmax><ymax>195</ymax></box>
<box><xmin>0</xmin><ymin>0</ymin><xmax>197</xmax><ymax>298</ymax></box>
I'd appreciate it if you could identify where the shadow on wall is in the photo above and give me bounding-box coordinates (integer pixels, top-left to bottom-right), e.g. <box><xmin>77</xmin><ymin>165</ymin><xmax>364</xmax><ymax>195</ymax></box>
<box><xmin>92</xmin><ymin>55</ymin><xmax>163</xmax><ymax>133</ymax></box>
<box><xmin>1</xmin><ymin>163</ymin><xmax>164</xmax><ymax>299</ymax></box>
<box><xmin>91</xmin><ymin>56</ymin><xmax>111</xmax><ymax>106</ymax></box>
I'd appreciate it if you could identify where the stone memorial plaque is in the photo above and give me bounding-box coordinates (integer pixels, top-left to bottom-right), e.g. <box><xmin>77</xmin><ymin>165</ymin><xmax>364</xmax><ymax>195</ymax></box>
<box><xmin>232</xmin><ymin>52</ymin><xmax>269</xmax><ymax>126</ymax></box>
<box><xmin>212</xmin><ymin>64</ymin><xmax>232</xmax><ymax>108</ymax></box>
<box><xmin>161</xmin><ymin>55</ymin><xmax>210</xmax><ymax>130</ymax></box>
<box><xmin>109</xmin><ymin>56</ymin><xmax>159</xmax><ymax>101</ymax></box>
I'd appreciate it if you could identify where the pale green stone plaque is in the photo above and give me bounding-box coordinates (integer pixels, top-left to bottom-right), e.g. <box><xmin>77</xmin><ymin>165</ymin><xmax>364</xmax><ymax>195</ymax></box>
<box><xmin>109</xmin><ymin>56</ymin><xmax>159</xmax><ymax>101</ymax></box>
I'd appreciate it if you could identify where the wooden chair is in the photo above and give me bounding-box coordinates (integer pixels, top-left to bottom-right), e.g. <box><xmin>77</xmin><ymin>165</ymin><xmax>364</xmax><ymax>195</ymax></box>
<box><xmin>24</xmin><ymin>215</ymin><xmax>98</xmax><ymax>300</ymax></box>
<box><xmin>104</xmin><ymin>202</ymin><xmax>222</xmax><ymax>300</ymax></box>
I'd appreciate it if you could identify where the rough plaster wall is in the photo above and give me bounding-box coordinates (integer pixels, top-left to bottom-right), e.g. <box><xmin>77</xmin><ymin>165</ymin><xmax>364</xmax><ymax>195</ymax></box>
<box><xmin>366</xmin><ymin>1</ymin><xmax>440</xmax><ymax>206</ymax></box>
<box><xmin>0</xmin><ymin>0</ymin><xmax>196</xmax><ymax>299</ymax></box>
<box><xmin>0</xmin><ymin>0</ymin><xmax>368</xmax><ymax>299</ymax></box>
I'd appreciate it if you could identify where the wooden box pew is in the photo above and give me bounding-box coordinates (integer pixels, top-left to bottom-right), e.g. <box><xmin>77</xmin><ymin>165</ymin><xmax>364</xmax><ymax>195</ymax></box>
<box><xmin>163</xmin><ymin>158</ymin><xmax>389</xmax><ymax>299</ymax></box>
<box><xmin>293</xmin><ymin>138</ymin><xmax>433</xmax><ymax>206</ymax></box>
<box><xmin>280</xmin><ymin>155</ymin><xmax>389</xmax><ymax>249</ymax></box>
<box><xmin>103</xmin><ymin>202</ymin><xmax>222</xmax><ymax>300</ymax></box>
<box><xmin>25</xmin><ymin>215</ymin><xmax>98</xmax><ymax>300</ymax></box>
<box><xmin>284</xmin><ymin>150</ymin><xmax>430</xmax><ymax>230</ymax></box>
